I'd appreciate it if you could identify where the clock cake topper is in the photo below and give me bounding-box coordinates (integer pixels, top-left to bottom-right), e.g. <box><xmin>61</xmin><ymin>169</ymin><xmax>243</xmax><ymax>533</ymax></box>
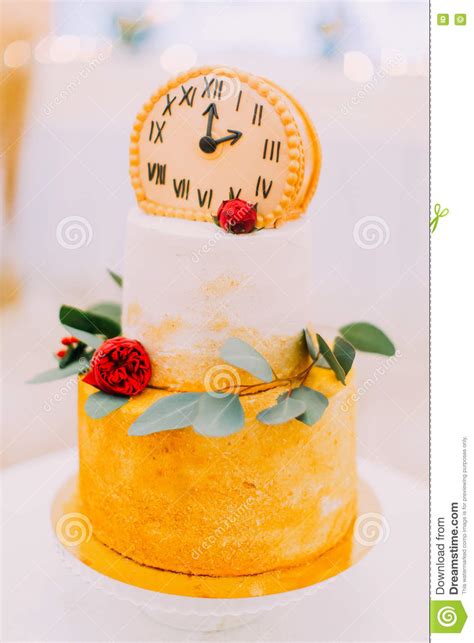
<box><xmin>129</xmin><ymin>66</ymin><xmax>322</xmax><ymax>229</ymax></box>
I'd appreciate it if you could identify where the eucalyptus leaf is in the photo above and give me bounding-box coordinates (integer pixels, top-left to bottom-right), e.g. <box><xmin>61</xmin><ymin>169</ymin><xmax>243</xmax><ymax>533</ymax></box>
<box><xmin>85</xmin><ymin>391</ymin><xmax>130</xmax><ymax>419</ymax></box>
<box><xmin>128</xmin><ymin>393</ymin><xmax>202</xmax><ymax>436</ymax></box>
<box><xmin>63</xmin><ymin>324</ymin><xmax>104</xmax><ymax>349</ymax></box>
<box><xmin>316</xmin><ymin>334</ymin><xmax>346</xmax><ymax>384</ymax></box>
<box><xmin>108</xmin><ymin>269</ymin><xmax>123</xmax><ymax>288</ymax></box>
<box><xmin>314</xmin><ymin>354</ymin><xmax>331</xmax><ymax>369</ymax></box>
<box><xmin>60</xmin><ymin>305</ymin><xmax>120</xmax><ymax>339</ymax></box>
<box><xmin>333</xmin><ymin>337</ymin><xmax>356</xmax><ymax>375</ymax></box>
<box><xmin>28</xmin><ymin>359</ymin><xmax>90</xmax><ymax>384</ymax></box>
<box><xmin>303</xmin><ymin>328</ymin><xmax>318</xmax><ymax>361</ymax></box>
<box><xmin>88</xmin><ymin>301</ymin><xmax>122</xmax><ymax>325</ymax></box>
<box><xmin>193</xmin><ymin>393</ymin><xmax>244</xmax><ymax>437</ymax></box>
<box><xmin>290</xmin><ymin>386</ymin><xmax>329</xmax><ymax>426</ymax></box>
<box><xmin>339</xmin><ymin>322</ymin><xmax>395</xmax><ymax>356</ymax></box>
<box><xmin>220</xmin><ymin>337</ymin><xmax>273</xmax><ymax>383</ymax></box>
<box><xmin>257</xmin><ymin>396</ymin><xmax>306</xmax><ymax>425</ymax></box>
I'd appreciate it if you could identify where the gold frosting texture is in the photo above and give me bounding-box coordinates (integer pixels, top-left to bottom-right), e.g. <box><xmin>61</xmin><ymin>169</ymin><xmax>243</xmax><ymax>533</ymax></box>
<box><xmin>78</xmin><ymin>367</ymin><xmax>357</xmax><ymax>577</ymax></box>
<box><xmin>132</xmin><ymin>313</ymin><xmax>309</xmax><ymax>391</ymax></box>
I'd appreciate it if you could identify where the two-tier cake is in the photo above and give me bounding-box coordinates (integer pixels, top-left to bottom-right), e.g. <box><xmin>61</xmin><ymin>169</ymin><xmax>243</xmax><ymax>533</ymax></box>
<box><xmin>78</xmin><ymin>66</ymin><xmax>358</xmax><ymax>577</ymax></box>
<box><xmin>33</xmin><ymin>66</ymin><xmax>394</xmax><ymax>582</ymax></box>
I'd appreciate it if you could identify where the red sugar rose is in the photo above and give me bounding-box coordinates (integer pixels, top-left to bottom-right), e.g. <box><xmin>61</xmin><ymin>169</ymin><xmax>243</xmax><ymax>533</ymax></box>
<box><xmin>83</xmin><ymin>337</ymin><xmax>151</xmax><ymax>397</ymax></box>
<box><xmin>216</xmin><ymin>199</ymin><xmax>257</xmax><ymax>234</ymax></box>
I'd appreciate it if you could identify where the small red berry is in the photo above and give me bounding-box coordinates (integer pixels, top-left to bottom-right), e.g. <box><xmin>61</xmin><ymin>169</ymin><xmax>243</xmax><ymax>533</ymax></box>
<box><xmin>57</xmin><ymin>349</ymin><xmax>67</xmax><ymax>358</ymax></box>
<box><xmin>61</xmin><ymin>336</ymin><xmax>79</xmax><ymax>346</ymax></box>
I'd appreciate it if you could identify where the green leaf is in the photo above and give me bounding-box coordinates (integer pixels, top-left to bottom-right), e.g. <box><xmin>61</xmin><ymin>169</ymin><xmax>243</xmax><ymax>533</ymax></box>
<box><xmin>28</xmin><ymin>359</ymin><xmax>90</xmax><ymax>383</ymax></box>
<box><xmin>85</xmin><ymin>391</ymin><xmax>130</xmax><ymax>419</ymax></box>
<box><xmin>316</xmin><ymin>334</ymin><xmax>346</xmax><ymax>384</ymax></box>
<box><xmin>257</xmin><ymin>396</ymin><xmax>306</xmax><ymax>425</ymax></box>
<box><xmin>290</xmin><ymin>386</ymin><xmax>329</xmax><ymax>426</ymax></box>
<box><xmin>193</xmin><ymin>393</ymin><xmax>244</xmax><ymax>437</ymax></box>
<box><xmin>339</xmin><ymin>322</ymin><xmax>395</xmax><ymax>356</ymax></box>
<box><xmin>108</xmin><ymin>269</ymin><xmax>123</xmax><ymax>288</ymax></box>
<box><xmin>220</xmin><ymin>337</ymin><xmax>273</xmax><ymax>383</ymax></box>
<box><xmin>314</xmin><ymin>354</ymin><xmax>331</xmax><ymax>369</ymax></box>
<box><xmin>333</xmin><ymin>337</ymin><xmax>356</xmax><ymax>375</ymax></box>
<box><xmin>303</xmin><ymin>328</ymin><xmax>318</xmax><ymax>360</ymax></box>
<box><xmin>62</xmin><ymin>325</ymin><xmax>104</xmax><ymax>349</ymax></box>
<box><xmin>128</xmin><ymin>393</ymin><xmax>202</xmax><ymax>436</ymax></box>
<box><xmin>60</xmin><ymin>305</ymin><xmax>120</xmax><ymax>339</ymax></box>
<box><xmin>88</xmin><ymin>301</ymin><xmax>122</xmax><ymax>325</ymax></box>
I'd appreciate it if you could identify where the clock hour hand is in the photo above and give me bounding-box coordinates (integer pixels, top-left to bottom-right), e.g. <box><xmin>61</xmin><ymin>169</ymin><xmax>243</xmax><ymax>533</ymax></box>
<box><xmin>214</xmin><ymin>130</ymin><xmax>243</xmax><ymax>147</ymax></box>
<box><xmin>202</xmin><ymin>103</ymin><xmax>219</xmax><ymax>136</ymax></box>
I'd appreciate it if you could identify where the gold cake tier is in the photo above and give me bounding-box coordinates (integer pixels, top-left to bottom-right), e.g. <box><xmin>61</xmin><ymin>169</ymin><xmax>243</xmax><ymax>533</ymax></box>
<box><xmin>78</xmin><ymin>367</ymin><xmax>356</xmax><ymax>577</ymax></box>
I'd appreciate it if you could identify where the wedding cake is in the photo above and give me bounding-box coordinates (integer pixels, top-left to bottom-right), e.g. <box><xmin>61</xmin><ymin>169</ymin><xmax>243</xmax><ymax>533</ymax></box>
<box><xmin>32</xmin><ymin>66</ymin><xmax>394</xmax><ymax>581</ymax></box>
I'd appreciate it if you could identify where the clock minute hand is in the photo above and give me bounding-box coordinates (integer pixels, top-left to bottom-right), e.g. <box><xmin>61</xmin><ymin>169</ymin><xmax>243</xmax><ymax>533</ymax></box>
<box><xmin>202</xmin><ymin>103</ymin><xmax>219</xmax><ymax>136</ymax></box>
<box><xmin>214</xmin><ymin>130</ymin><xmax>242</xmax><ymax>146</ymax></box>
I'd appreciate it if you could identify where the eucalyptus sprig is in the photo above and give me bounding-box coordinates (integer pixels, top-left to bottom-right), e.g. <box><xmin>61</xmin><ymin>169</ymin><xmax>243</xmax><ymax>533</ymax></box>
<box><xmin>126</xmin><ymin>323</ymin><xmax>395</xmax><ymax>437</ymax></box>
<box><xmin>126</xmin><ymin>332</ymin><xmax>331</xmax><ymax>436</ymax></box>
<box><xmin>28</xmin><ymin>270</ymin><xmax>123</xmax><ymax>384</ymax></box>
<box><xmin>28</xmin><ymin>277</ymin><xmax>395</xmax><ymax>441</ymax></box>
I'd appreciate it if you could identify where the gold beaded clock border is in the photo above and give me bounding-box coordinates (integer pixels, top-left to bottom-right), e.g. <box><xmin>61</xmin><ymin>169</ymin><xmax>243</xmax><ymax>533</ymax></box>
<box><xmin>263</xmin><ymin>77</ymin><xmax>322</xmax><ymax>214</ymax></box>
<box><xmin>129</xmin><ymin>66</ymin><xmax>308</xmax><ymax>229</ymax></box>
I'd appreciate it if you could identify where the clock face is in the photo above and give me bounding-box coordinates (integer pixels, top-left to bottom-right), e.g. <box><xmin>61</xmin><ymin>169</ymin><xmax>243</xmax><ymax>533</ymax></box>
<box><xmin>130</xmin><ymin>68</ymin><xmax>305</xmax><ymax>227</ymax></box>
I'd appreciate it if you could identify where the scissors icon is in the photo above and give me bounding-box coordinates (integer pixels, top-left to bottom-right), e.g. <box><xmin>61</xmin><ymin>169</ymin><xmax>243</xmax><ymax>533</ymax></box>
<box><xmin>430</xmin><ymin>203</ymin><xmax>449</xmax><ymax>234</ymax></box>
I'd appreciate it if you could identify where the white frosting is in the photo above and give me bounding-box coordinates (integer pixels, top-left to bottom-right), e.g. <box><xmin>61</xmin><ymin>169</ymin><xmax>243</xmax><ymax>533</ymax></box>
<box><xmin>122</xmin><ymin>208</ymin><xmax>312</xmax><ymax>388</ymax></box>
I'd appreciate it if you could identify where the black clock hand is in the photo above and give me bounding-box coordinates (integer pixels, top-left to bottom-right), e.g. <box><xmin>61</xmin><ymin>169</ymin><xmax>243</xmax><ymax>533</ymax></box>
<box><xmin>214</xmin><ymin>130</ymin><xmax>242</xmax><ymax>146</ymax></box>
<box><xmin>199</xmin><ymin>106</ymin><xmax>242</xmax><ymax>153</ymax></box>
<box><xmin>202</xmin><ymin>103</ymin><xmax>218</xmax><ymax>136</ymax></box>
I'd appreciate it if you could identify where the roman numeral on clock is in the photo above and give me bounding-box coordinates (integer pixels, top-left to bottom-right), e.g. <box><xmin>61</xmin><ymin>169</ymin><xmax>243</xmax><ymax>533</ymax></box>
<box><xmin>148</xmin><ymin>120</ymin><xmax>166</xmax><ymax>143</ymax></box>
<box><xmin>202</xmin><ymin>77</ymin><xmax>214</xmax><ymax>98</ymax></box>
<box><xmin>202</xmin><ymin>77</ymin><xmax>224</xmax><ymax>100</ymax></box>
<box><xmin>162</xmin><ymin>94</ymin><xmax>176</xmax><ymax>116</ymax></box>
<box><xmin>173</xmin><ymin>178</ymin><xmax>190</xmax><ymax>199</ymax></box>
<box><xmin>197</xmin><ymin>188</ymin><xmax>213</xmax><ymax>209</ymax></box>
<box><xmin>255</xmin><ymin>176</ymin><xmax>273</xmax><ymax>199</ymax></box>
<box><xmin>235</xmin><ymin>90</ymin><xmax>242</xmax><ymax>112</ymax></box>
<box><xmin>229</xmin><ymin>187</ymin><xmax>242</xmax><ymax>199</ymax></box>
<box><xmin>147</xmin><ymin>162</ymin><xmax>166</xmax><ymax>185</ymax></box>
<box><xmin>263</xmin><ymin>139</ymin><xmax>281</xmax><ymax>162</ymax></box>
<box><xmin>252</xmin><ymin>103</ymin><xmax>263</xmax><ymax>126</ymax></box>
<box><xmin>179</xmin><ymin>85</ymin><xmax>197</xmax><ymax>107</ymax></box>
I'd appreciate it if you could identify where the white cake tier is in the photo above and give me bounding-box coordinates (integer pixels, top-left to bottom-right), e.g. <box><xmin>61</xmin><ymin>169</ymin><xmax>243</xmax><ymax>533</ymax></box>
<box><xmin>122</xmin><ymin>208</ymin><xmax>313</xmax><ymax>390</ymax></box>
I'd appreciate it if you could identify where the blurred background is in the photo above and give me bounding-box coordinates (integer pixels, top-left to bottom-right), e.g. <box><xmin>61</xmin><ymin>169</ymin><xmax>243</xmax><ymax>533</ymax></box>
<box><xmin>0</xmin><ymin>1</ymin><xmax>428</xmax><ymax>479</ymax></box>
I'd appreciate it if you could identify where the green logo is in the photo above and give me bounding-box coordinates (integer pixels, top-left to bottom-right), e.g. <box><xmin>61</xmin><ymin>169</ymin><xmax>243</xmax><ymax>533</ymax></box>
<box><xmin>455</xmin><ymin>14</ymin><xmax>467</xmax><ymax>26</ymax></box>
<box><xmin>430</xmin><ymin>203</ymin><xmax>450</xmax><ymax>234</ymax></box>
<box><xmin>430</xmin><ymin>601</ymin><xmax>468</xmax><ymax>633</ymax></box>
<box><xmin>437</xmin><ymin>14</ymin><xmax>449</xmax><ymax>25</ymax></box>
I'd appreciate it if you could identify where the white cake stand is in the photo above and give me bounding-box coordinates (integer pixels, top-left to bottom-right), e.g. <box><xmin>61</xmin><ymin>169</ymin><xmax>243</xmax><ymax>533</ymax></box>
<box><xmin>57</xmin><ymin>543</ymin><xmax>342</xmax><ymax>632</ymax></box>
<box><xmin>2</xmin><ymin>451</ymin><xmax>428</xmax><ymax>639</ymax></box>
<box><xmin>51</xmin><ymin>462</ymin><xmax>381</xmax><ymax>632</ymax></box>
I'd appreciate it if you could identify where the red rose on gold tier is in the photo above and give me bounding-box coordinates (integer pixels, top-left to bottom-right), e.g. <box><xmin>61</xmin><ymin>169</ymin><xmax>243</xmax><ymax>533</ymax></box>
<box><xmin>83</xmin><ymin>337</ymin><xmax>151</xmax><ymax>397</ymax></box>
<box><xmin>216</xmin><ymin>199</ymin><xmax>257</xmax><ymax>234</ymax></box>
